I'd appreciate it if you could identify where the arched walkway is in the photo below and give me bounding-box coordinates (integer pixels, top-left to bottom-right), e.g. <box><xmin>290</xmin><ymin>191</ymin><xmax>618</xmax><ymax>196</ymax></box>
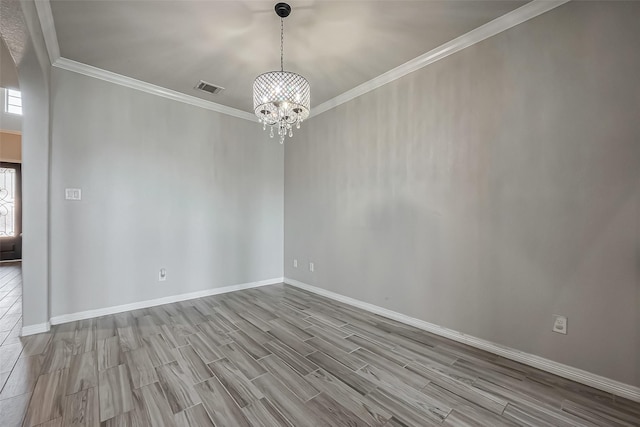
<box><xmin>0</xmin><ymin>0</ymin><xmax>51</xmax><ymax>336</ymax></box>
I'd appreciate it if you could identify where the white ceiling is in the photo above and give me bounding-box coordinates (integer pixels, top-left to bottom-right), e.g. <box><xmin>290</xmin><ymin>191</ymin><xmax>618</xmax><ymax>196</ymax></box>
<box><xmin>49</xmin><ymin>1</ymin><xmax>528</xmax><ymax>113</ymax></box>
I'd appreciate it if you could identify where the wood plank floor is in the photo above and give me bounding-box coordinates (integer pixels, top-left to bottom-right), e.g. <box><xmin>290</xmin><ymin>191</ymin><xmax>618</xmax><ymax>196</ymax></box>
<box><xmin>1</xmin><ymin>265</ymin><xmax>639</xmax><ymax>426</ymax></box>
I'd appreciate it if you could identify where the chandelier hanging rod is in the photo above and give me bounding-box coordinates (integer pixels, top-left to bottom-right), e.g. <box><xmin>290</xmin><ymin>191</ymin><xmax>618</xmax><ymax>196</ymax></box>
<box><xmin>276</xmin><ymin>2</ymin><xmax>289</xmax><ymax>72</ymax></box>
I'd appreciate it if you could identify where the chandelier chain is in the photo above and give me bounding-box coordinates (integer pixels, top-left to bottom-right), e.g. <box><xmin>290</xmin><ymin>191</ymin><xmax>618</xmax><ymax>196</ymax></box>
<box><xmin>280</xmin><ymin>17</ymin><xmax>284</xmax><ymax>71</ymax></box>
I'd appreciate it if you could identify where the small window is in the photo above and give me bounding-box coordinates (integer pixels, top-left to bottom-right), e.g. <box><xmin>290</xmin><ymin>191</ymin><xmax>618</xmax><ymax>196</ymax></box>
<box><xmin>5</xmin><ymin>89</ymin><xmax>22</xmax><ymax>115</ymax></box>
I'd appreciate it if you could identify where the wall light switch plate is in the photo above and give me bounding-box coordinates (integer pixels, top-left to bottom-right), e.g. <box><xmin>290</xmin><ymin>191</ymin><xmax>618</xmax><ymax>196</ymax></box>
<box><xmin>309</xmin><ymin>262</ymin><xmax>314</xmax><ymax>272</ymax></box>
<box><xmin>159</xmin><ymin>268</ymin><xmax>167</xmax><ymax>282</ymax></box>
<box><xmin>65</xmin><ymin>188</ymin><xmax>82</xmax><ymax>200</ymax></box>
<box><xmin>553</xmin><ymin>315</ymin><xmax>567</xmax><ymax>334</ymax></box>
<box><xmin>293</xmin><ymin>259</ymin><xmax>298</xmax><ymax>268</ymax></box>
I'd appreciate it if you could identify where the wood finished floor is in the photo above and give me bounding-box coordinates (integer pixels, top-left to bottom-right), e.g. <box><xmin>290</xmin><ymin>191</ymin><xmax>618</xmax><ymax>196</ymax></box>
<box><xmin>1</xmin><ymin>266</ymin><xmax>639</xmax><ymax>426</ymax></box>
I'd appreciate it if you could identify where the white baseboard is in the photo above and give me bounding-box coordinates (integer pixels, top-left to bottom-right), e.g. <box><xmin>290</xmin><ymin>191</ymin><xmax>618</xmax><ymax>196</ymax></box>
<box><xmin>21</xmin><ymin>322</ymin><xmax>51</xmax><ymax>336</ymax></box>
<box><xmin>50</xmin><ymin>277</ymin><xmax>284</xmax><ymax>326</ymax></box>
<box><xmin>284</xmin><ymin>277</ymin><xmax>640</xmax><ymax>403</ymax></box>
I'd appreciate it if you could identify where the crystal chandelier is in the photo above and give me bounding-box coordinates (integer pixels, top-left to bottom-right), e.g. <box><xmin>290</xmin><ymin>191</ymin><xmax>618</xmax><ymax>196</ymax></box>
<box><xmin>253</xmin><ymin>3</ymin><xmax>310</xmax><ymax>144</ymax></box>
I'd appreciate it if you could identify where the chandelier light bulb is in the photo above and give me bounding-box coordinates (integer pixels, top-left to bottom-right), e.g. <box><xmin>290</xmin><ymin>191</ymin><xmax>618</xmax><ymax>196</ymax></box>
<box><xmin>253</xmin><ymin>3</ymin><xmax>310</xmax><ymax>143</ymax></box>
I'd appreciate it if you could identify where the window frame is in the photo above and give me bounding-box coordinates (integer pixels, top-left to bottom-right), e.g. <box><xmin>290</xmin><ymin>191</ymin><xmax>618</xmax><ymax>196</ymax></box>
<box><xmin>4</xmin><ymin>89</ymin><xmax>22</xmax><ymax>115</ymax></box>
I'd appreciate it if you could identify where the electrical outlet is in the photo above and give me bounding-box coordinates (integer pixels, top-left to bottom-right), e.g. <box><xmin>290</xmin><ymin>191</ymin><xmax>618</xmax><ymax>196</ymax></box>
<box><xmin>309</xmin><ymin>262</ymin><xmax>314</xmax><ymax>272</ymax></box>
<box><xmin>65</xmin><ymin>188</ymin><xmax>82</xmax><ymax>200</ymax></box>
<box><xmin>159</xmin><ymin>268</ymin><xmax>167</xmax><ymax>282</ymax></box>
<box><xmin>293</xmin><ymin>259</ymin><xmax>298</xmax><ymax>268</ymax></box>
<box><xmin>552</xmin><ymin>315</ymin><xmax>567</xmax><ymax>334</ymax></box>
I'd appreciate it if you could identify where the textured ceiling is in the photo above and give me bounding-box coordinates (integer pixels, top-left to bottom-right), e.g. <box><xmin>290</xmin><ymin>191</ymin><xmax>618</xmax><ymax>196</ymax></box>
<box><xmin>1</xmin><ymin>37</ymin><xmax>19</xmax><ymax>89</ymax></box>
<box><xmin>50</xmin><ymin>1</ymin><xmax>528</xmax><ymax>113</ymax></box>
<box><xmin>0</xmin><ymin>0</ymin><xmax>27</xmax><ymax>90</ymax></box>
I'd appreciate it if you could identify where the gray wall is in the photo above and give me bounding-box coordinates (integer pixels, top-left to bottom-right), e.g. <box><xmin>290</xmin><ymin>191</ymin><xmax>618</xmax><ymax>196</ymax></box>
<box><xmin>285</xmin><ymin>1</ymin><xmax>640</xmax><ymax>386</ymax></box>
<box><xmin>50</xmin><ymin>68</ymin><xmax>283</xmax><ymax>317</ymax></box>
<box><xmin>1</xmin><ymin>0</ymin><xmax>52</xmax><ymax>329</ymax></box>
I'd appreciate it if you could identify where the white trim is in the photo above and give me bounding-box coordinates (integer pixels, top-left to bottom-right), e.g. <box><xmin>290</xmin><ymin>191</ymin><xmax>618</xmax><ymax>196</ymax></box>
<box><xmin>284</xmin><ymin>277</ymin><xmax>640</xmax><ymax>403</ymax></box>
<box><xmin>33</xmin><ymin>0</ymin><xmax>257</xmax><ymax>122</ymax></box>
<box><xmin>21</xmin><ymin>322</ymin><xmax>51</xmax><ymax>336</ymax></box>
<box><xmin>52</xmin><ymin>58</ymin><xmax>257</xmax><ymax>122</ymax></box>
<box><xmin>310</xmin><ymin>0</ymin><xmax>570</xmax><ymax>118</ymax></box>
<box><xmin>34</xmin><ymin>0</ymin><xmax>61</xmax><ymax>64</ymax></box>
<box><xmin>49</xmin><ymin>277</ymin><xmax>283</xmax><ymax>325</ymax></box>
<box><xmin>35</xmin><ymin>0</ymin><xmax>569</xmax><ymax>122</ymax></box>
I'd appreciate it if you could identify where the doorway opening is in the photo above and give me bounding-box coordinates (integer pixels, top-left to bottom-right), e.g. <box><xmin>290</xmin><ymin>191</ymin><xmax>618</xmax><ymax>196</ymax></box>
<box><xmin>0</xmin><ymin>161</ymin><xmax>22</xmax><ymax>261</ymax></box>
<box><xmin>0</xmin><ymin>85</ymin><xmax>23</xmax><ymax>263</ymax></box>
<box><xmin>1</xmin><ymin>34</ymin><xmax>24</xmax><ymax>343</ymax></box>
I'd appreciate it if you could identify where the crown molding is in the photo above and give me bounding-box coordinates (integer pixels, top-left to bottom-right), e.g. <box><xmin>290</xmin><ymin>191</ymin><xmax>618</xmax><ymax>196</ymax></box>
<box><xmin>53</xmin><ymin>57</ymin><xmax>257</xmax><ymax>122</ymax></box>
<box><xmin>310</xmin><ymin>0</ymin><xmax>570</xmax><ymax>118</ymax></box>
<box><xmin>34</xmin><ymin>0</ymin><xmax>60</xmax><ymax>64</ymax></box>
<box><xmin>36</xmin><ymin>0</ymin><xmax>569</xmax><ymax>122</ymax></box>
<box><xmin>33</xmin><ymin>0</ymin><xmax>256</xmax><ymax>122</ymax></box>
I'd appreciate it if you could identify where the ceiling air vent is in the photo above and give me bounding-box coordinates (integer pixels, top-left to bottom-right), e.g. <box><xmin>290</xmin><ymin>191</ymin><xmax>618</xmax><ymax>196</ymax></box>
<box><xmin>195</xmin><ymin>80</ymin><xmax>224</xmax><ymax>95</ymax></box>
